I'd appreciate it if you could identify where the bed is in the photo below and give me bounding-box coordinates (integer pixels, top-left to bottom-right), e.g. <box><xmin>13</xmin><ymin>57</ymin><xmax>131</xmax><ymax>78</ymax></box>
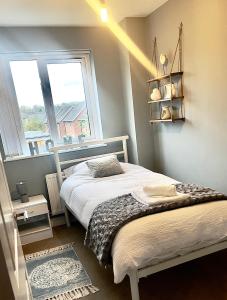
<box><xmin>50</xmin><ymin>136</ymin><xmax>227</xmax><ymax>300</ymax></box>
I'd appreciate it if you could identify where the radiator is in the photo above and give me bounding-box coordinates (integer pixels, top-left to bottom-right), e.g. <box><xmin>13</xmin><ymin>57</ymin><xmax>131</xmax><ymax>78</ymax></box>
<box><xmin>45</xmin><ymin>173</ymin><xmax>63</xmax><ymax>216</ymax></box>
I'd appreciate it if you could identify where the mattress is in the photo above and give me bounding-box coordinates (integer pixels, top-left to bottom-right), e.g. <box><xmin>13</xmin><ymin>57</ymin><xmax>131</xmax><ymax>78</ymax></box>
<box><xmin>60</xmin><ymin>162</ymin><xmax>227</xmax><ymax>283</ymax></box>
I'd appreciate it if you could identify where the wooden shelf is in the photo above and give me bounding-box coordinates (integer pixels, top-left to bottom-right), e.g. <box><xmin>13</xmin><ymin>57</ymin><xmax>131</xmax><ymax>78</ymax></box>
<box><xmin>149</xmin><ymin>118</ymin><xmax>185</xmax><ymax>123</ymax></box>
<box><xmin>147</xmin><ymin>71</ymin><xmax>183</xmax><ymax>83</ymax></box>
<box><xmin>13</xmin><ymin>194</ymin><xmax>53</xmax><ymax>245</ymax></box>
<box><xmin>18</xmin><ymin>219</ymin><xmax>50</xmax><ymax>236</ymax></box>
<box><xmin>148</xmin><ymin>96</ymin><xmax>184</xmax><ymax>104</ymax></box>
<box><xmin>147</xmin><ymin>24</ymin><xmax>184</xmax><ymax>124</ymax></box>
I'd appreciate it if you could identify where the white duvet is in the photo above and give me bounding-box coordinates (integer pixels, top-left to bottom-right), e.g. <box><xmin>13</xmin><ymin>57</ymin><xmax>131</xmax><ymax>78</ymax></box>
<box><xmin>60</xmin><ymin>163</ymin><xmax>227</xmax><ymax>283</ymax></box>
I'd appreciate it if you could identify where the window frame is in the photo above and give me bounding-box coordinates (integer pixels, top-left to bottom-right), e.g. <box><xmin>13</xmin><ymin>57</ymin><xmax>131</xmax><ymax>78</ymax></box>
<box><xmin>0</xmin><ymin>50</ymin><xmax>102</xmax><ymax>157</ymax></box>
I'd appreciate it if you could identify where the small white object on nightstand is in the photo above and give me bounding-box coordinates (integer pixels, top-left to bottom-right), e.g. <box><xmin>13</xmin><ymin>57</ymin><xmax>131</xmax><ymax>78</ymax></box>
<box><xmin>13</xmin><ymin>195</ymin><xmax>53</xmax><ymax>245</ymax></box>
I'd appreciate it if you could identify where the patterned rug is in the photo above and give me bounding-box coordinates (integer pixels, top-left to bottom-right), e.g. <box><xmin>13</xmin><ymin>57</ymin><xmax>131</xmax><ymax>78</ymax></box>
<box><xmin>25</xmin><ymin>243</ymin><xmax>99</xmax><ymax>300</ymax></box>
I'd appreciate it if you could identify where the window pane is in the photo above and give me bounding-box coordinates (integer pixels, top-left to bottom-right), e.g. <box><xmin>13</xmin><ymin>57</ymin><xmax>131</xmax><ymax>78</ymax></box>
<box><xmin>47</xmin><ymin>62</ymin><xmax>91</xmax><ymax>143</ymax></box>
<box><xmin>10</xmin><ymin>60</ymin><xmax>50</xmax><ymax>154</ymax></box>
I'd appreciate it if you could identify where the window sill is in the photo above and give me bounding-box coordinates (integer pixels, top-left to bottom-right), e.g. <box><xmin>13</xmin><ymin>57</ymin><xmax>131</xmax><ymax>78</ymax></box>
<box><xmin>4</xmin><ymin>143</ymin><xmax>107</xmax><ymax>163</ymax></box>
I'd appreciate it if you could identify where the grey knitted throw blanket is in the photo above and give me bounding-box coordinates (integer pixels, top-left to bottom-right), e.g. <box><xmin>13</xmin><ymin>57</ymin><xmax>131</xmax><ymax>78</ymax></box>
<box><xmin>84</xmin><ymin>183</ymin><xmax>226</xmax><ymax>266</ymax></box>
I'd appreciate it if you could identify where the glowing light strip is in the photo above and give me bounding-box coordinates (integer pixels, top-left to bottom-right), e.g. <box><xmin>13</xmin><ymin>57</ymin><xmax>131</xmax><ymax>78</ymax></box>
<box><xmin>100</xmin><ymin>7</ymin><xmax>108</xmax><ymax>22</ymax></box>
<box><xmin>86</xmin><ymin>0</ymin><xmax>157</xmax><ymax>75</ymax></box>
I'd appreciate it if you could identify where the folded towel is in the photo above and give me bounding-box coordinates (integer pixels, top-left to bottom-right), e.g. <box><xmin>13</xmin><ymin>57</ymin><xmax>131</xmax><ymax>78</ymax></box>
<box><xmin>143</xmin><ymin>184</ymin><xmax>177</xmax><ymax>197</ymax></box>
<box><xmin>132</xmin><ymin>189</ymin><xmax>189</xmax><ymax>206</ymax></box>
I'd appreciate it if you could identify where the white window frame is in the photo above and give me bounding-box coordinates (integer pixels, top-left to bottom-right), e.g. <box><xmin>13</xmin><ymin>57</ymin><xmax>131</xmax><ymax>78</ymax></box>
<box><xmin>0</xmin><ymin>50</ymin><xmax>103</xmax><ymax>157</ymax></box>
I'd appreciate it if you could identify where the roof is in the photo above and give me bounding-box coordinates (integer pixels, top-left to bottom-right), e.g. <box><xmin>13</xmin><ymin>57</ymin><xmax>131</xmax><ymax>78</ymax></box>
<box><xmin>56</xmin><ymin>102</ymin><xmax>85</xmax><ymax>123</ymax></box>
<box><xmin>44</xmin><ymin>102</ymin><xmax>86</xmax><ymax>123</ymax></box>
<box><xmin>55</xmin><ymin>106</ymin><xmax>72</xmax><ymax>123</ymax></box>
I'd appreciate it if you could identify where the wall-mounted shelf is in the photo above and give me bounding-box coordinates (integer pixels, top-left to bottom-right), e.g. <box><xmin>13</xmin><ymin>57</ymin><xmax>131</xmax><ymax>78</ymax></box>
<box><xmin>148</xmin><ymin>96</ymin><xmax>184</xmax><ymax>104</ymax></box>
<box><xmin>149</xmin><ymin>117</ymin><xmax>185</xmax><ymax>124</ymax></box>
<box><xmin>147</xmin><ymin>71</ymin><xmax>184</xmax><ymax>122</ymax></box>
<box><xmin>147</xmin><ymin>71</ymin><xmax>183</xmax><ymax>83</ymax></box>
<box><xmin>147</xmin><ymin>23</ymin><xmax>185</xmax><ymax>125</ymax></box>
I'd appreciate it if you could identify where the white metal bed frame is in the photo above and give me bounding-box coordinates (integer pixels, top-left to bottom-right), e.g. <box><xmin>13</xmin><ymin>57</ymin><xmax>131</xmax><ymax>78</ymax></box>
<box><xmin>50</xmin><ymin>135</ymin><xmax>227</xmax><ymax>300</ymax></box>
<box><xmin>50</xmin><ymin>136</ymin><xmax>129</xmax><ymax>227</ymax></box>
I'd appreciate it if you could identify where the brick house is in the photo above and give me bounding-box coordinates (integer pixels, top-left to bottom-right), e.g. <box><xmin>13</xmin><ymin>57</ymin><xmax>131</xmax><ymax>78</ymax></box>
<box><xmin>45</xmin><ymin>102</ymin><xmax>90</xmax><ymax>138</ymax></box>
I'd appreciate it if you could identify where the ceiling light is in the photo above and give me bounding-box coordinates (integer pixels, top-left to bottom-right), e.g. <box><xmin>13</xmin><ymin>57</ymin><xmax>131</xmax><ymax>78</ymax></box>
<box><xmin>100</xmin><ymin>0</ymin><xmax>108</xmax><ymax>23</ymax></box>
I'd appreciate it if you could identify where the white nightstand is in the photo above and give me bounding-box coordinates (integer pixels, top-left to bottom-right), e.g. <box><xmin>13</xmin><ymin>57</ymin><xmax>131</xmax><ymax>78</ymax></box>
<box><xmin>13</xmin><ymin>195</ymin><xmax>53</xmax><ymax>245</ymax></box>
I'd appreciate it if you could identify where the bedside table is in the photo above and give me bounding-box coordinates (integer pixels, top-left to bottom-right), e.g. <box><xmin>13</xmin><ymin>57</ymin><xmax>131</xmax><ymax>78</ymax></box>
<box><xmin>13</xmin><ymin>195</ymin><xmax>53</xmax><ymax>245</ymax></box>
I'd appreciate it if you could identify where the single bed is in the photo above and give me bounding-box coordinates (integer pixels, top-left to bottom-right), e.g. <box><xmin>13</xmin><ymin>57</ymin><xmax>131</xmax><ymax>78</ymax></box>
<box><xmin>50</xmin><ymin>136</ymin><xmax>227</xmax><ymax>300</ymax></box>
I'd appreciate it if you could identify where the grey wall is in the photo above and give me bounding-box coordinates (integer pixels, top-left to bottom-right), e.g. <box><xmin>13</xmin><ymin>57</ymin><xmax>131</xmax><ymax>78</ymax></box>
<box><xmin>119</xmin><ymin>20</ymin><xmax>139</xmax><ymax>165</ymax></box>
<box><xmin>119</xmin><ymin>18</ymin><xmax>154</xmax><ymax>169</ymax></box>
<box><xmin>146</xmin><ymin>0</ymin><xmax>227</xmax><ymax>193</ymax></box>
<box><xmin>0</xmin><ymin>27</ymin><xmax>127</xmax><ymax>198</ymax></box>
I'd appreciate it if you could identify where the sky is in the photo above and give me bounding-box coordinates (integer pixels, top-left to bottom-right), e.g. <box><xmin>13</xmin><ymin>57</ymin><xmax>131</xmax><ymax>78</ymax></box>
<box><xmin>10</xmin><ymin>60</ymin><xmax>86</xmax><ymax>107</ymax></box>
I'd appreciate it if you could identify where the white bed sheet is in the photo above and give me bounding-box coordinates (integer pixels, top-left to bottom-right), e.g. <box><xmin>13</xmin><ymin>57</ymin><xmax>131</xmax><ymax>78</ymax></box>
<box><xmin>60</xmin><ymin>163</ymin><xmax>227</xmax><ymax>283</ymax></box>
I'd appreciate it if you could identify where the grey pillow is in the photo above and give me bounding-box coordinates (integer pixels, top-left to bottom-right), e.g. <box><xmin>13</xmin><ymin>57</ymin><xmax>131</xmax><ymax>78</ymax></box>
<box><xmin>86</xmin><ymin>155</ymin><xmax>123</xmax><ymax>178</ymax></box>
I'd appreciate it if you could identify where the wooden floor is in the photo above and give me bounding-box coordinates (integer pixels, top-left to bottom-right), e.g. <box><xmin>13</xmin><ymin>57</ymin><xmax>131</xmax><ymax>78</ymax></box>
<box><xmin>23</xmin><ymin>223</ymin><xmax>227</xmax><ymax>300</ymax></box>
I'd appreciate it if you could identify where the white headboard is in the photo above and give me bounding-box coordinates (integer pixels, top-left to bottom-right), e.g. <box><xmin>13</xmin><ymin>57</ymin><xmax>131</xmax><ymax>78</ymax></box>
<box><xmin>49</xmin><ymin>135</ymin><xmax>129</xmax><ymax>187</ymax></box>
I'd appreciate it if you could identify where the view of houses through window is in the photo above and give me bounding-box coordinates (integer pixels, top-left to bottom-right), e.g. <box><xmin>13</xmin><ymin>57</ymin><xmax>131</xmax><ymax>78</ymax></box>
<box><xmin>47</xmin><ymin>62</ymin><xmax>91</xmax><ymax>140</ymax></box>
<box><xmin>9</xmin><ymin>57</ymin><xmax>93</xmax><ymax>155</ymax></box>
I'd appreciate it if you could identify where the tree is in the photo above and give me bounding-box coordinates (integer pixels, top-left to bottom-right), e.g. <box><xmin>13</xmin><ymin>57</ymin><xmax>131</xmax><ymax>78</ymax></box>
<box><xmin>23</xmin><ymin>117</ymin><xmax>45</xmax><ymax>132</ymax></box>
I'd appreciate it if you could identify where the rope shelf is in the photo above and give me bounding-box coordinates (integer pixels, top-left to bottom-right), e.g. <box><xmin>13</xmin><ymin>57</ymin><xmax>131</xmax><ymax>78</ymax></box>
<box><xmin>147</xmin><ymin>23</ymin><xmax>185</xmax><ymax>124</ymax></box>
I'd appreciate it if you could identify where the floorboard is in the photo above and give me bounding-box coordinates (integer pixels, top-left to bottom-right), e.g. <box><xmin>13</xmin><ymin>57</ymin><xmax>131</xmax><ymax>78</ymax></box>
<box><xmin>23</xmin><ymin>223</ymin><xmax>227</xmax><ymax>300</ymax></box>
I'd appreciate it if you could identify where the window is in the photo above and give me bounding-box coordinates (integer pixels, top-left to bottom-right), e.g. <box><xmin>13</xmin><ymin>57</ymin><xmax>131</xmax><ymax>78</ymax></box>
<box><xmin>10</xmin><ymin>60</ymin><xmax>50</xmax><ymax>154</ymax></box>
<box><xmin>47</xmin><ymin>62</ymin><xmax>91</xmax><ymax>139</ymax></box>
<box><xmin>0</xmin><ymin>51</ymin><xmax>102</xmax><ymax>157</ymax></box>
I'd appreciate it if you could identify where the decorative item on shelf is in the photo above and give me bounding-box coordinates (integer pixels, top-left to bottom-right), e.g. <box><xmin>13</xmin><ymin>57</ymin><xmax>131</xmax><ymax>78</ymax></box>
<box><xmin>45</xmin><ymin>139</ymin><xmax>54</xmax><ymax>151</ymax></box>
<box><xmin>29</xmin><ymin>141</ymin><xmax>39</xmax><ymax>156</ymax></box>
<box><xmin>160</xmin><ymin>54</ymin><xmax>168</xmax><ymax>75</ymax></box>
<box><xmin>150</xmin><ymin>88</ymin><xmax>162</xmax><ymax>101</ymax></box>
<box><xmin>78</xmin><ymin>134</ymin><xmax>85</xmax><ymax>144</ymax></box>
<box><xmin>161</xmin><ymin>106</ymin><xmax>172</xmax><ymax>120</ymax></box>
<box><xmin>16</xmin><ymin>181</ymin><xmax>29</xmax><ymax>203</ymax></box>
<box><xmin>63</xmin><ymin>136</ymin><xmax>72</xmax><ymax>145</ymax></box>
<box><xmin>164</xmin><ymin>83</ymin><xmax>177</xmax><ymax>99</ymax></box>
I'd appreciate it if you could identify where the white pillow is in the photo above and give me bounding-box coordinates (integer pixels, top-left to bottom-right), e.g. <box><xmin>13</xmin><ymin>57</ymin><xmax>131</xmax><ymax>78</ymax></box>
<box><xmin>74</xmin><ymin>161</ymin><xmax>90</xmax><ymax>175</ymax></box>
<box><xmin>63</xmin><ymin>162</ymin><xmax>89</xmax><ymax>178</ymax></box>
<box><xmin>63</xmin><ymin>165</ymin><xmax>76</xmax><ymax>178</ymax></box>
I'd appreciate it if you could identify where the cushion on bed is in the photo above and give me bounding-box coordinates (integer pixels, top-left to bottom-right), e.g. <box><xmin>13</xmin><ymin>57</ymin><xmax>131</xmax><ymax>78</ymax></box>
<box><xmin>63</xmin><ymin>162</ymin><xmax>90</xmax><ymax>178</ymax></box>
<box><xmin>63</xmin><ymin>165</ymin><xmax>76</xmax><ymax>178</ymax></box>
<box><xmin>86</xmin><ymin>155</ymin><xmax>123</xmax><ymax>178</ymax></box>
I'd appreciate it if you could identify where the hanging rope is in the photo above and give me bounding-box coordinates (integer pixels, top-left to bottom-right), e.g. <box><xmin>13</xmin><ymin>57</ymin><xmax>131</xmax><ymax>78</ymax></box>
<box><xmin>152</xmin><ymin>37</ymin><xmax>159</xmax><ymax>77</ymax></box>
<box><xmin>170</xmin><ymin>22</ymin><xmax>183</xmax><ymax>73</ymax></box>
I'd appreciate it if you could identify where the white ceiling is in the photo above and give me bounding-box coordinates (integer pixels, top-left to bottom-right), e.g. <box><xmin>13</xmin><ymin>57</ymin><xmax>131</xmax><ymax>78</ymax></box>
<box><xmin>0</xmin><ymin>0</ymin><xmax>168</xmax><ymax>26</ymax></box>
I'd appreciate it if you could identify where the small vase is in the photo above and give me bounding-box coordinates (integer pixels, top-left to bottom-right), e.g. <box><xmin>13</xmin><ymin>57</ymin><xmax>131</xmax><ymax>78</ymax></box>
<box><xmin>161</xmin><ymin>106</ymin><xmax>171</xmax><ymax>120</ymax></box>
<box><xmin>150</xmin><ymin>88</ymin><xmax>162</xmax><ymax>101</ymax></box>
<box><xmin>164</xmin><ymin>84</ymin><xmax>177</xmax><ymax>99</ymax></box>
